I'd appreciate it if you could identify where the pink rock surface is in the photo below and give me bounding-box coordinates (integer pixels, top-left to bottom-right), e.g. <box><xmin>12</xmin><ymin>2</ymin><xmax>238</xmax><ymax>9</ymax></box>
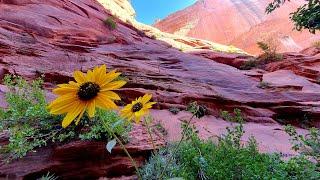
<box><xmin>0</xmin><ymin>0</ymin><xmax>319</xmax><ymax>127</ymax></box>
<box><xmin>154</xmin><ymin>0</ymin><xmax>319</xmax><ymax>55</ymax></box>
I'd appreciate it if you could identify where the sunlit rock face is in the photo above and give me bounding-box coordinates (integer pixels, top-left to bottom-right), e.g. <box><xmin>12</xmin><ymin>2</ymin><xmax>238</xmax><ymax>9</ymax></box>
<box><xmin>154</xmin><ymin>0</ymin><xmax>319</xmax><ymax>55</ymax></box>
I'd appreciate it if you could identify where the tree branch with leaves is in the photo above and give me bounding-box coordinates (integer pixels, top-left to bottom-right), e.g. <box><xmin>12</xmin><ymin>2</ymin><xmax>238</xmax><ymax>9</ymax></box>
<box><xmin>266</xmin><ymin>0</ymin><xmax>320</xmax><ymax>33</ymax></box>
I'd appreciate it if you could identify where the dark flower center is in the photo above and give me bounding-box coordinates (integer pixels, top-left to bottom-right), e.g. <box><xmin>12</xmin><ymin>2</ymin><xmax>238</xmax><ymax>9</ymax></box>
<box><xmin>132</xmin><ymin>102</ymin><xmax>143</xmax><ymax>112</ymax></box>
<box><xmin>77</xmin><ymin>82</ymin><xmax>100</xmax><ymax>101</ymax></box>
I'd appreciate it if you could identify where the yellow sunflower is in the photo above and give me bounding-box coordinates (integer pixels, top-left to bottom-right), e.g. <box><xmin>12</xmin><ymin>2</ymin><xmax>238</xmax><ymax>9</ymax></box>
<box><xmin>120</xmin><ymin>94</ymin><xmax>156</xmax><ymax>123</ymax></box>
<box><xmin>48</xmin><ymin>65</ymin><xmax>126</xmax><ymax>128</ymax></box>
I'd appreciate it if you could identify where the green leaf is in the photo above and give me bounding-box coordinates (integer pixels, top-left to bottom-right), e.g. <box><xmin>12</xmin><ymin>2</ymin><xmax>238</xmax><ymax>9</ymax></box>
<box><xmin>106</xmin><ymin>139</ymin><xmax>117</xmax><ymax>153</ymax></box>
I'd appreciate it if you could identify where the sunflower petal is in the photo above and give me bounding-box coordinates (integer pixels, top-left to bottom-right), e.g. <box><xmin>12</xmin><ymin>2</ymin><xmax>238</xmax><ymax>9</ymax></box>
<box><xmin>101</xmin><ymin>80</ymin><xmax>126</xmax><ymax>91</ymax></box>
<box><xmin>48</xmin><ymin>94</ymin><xmax>78</xmax><ymax>109</ymax></box>
<box><xmin>74</xmin><ymin>71</ymin><xmax>87</xmax><ymax>83</ymax></box>
<box><xmin>141</xmin><ymin>94</ymin><xmax>152</xmax><ymax>104</ymax></box>
<box><xmin>100</xmin><ymin>70</ymin><xmax>121</xmax><ymax>86</ymax></box>
<box><xmin>87</xmin><ymin>100</ymin><xmax>96</xmax><ymax>117</ymax></box>
<box><xmin>75</xmin><ymin>104</ymin><xmax>87</xmax><ymax>125</ymax></box>
<box><xmin>53</xmin><ymin>87</ymin><xmax>77</xmax><ymax>95</ymax></box>
<box><xmin>99</xmin><ymin>91</ymin><xmax>121</xmax><ymax>100</ymax></box>
<box><xmin>61</xmin><ymin>102</ymin><xmax>85</xmax><ymax>128</ymax></box>
<box><xmin>96</xmin><ymin>95</ymin><xmax>118</xmax><ymax>110</ymax></box>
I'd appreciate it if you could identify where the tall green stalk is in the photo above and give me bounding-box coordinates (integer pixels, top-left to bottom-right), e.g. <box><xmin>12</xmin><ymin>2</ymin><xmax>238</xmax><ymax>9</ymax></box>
<box><xmin>103</xmin><ymin>121</ymin><xmax>142</xmax><ymax>180</ymax></box>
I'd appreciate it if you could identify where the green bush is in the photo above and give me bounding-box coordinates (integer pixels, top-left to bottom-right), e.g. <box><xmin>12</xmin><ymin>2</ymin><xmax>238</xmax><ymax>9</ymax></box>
<box><xmin>240</xmin><ymin>58</ymin><xmax>259</xmax><ymax>70</ymax></box>
<box><xmin>285</xmin><ymin>125</ymin><xmax>319</xmax><ymax>167</ymax></box>
<box><xmin>104</xmin><ymin>17</ymin><xmax>117</xmax><ymax>30</ymax></box>
<box><xmin>0</xmin><ymin>75</ymin><xmax>130</xmax><ymax>162</ymax></box>
<box><xmin>140</xmin><ymin>123</ymin><xmax>320</xmax><ymax>179</ymax></box>
<box><xmin>257</xmin><ymin>40</ymin><xmax>283</xmax><ymax>63</ymax></box>
<box><xmin>220</xmin><ymin>108</ymin><xmax>244</xmax><ymax>123</ymax></box>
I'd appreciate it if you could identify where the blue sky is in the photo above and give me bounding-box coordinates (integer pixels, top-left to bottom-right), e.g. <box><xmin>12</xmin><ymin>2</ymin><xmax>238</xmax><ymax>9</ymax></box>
<box><xmin>131</xmin><ymin>0</ymin><xmax>197</xmax><ymax>25</ymax></box>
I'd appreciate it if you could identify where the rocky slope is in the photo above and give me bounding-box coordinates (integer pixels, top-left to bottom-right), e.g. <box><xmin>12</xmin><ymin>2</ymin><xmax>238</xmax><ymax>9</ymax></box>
<box><xmin>154</xmin><ymin>0</ymin><xmax>319</xmax><ymax>55</ymax></box>
<box><xmin>0</xmin><ymin>0</ymin><xmax>319</xmax><ymax>178</ymax></box>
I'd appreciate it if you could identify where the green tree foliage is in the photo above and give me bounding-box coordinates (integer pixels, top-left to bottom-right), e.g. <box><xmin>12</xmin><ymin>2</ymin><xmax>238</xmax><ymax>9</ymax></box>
<box><xmin>266</xmin><ymin>0</ymin><xmax>320</xmax><ymax>33</ymax></box>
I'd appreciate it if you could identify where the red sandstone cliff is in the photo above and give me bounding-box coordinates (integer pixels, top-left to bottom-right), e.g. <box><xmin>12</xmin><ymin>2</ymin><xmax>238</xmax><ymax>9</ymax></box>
<box><xmin>0</xmin><ymin>0</ymin><xmax>320</xmax><ymax>178</ymax></box>
<box><xmin>154</xmin><ymin>0</ymin><xmax>319</xmax><ymax>55</ymax></box>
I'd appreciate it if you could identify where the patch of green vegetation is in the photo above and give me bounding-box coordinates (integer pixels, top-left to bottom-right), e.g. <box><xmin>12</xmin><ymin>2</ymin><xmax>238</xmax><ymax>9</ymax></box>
<box><xmin>140</xmin><ymin>123</ymin><xmax>320</xmax><ymax>179</ymax></box>
<box><xmin>220</xmin><ymin>108</ymin><xmax>244</xmax><ymax>123</ymax></box>
<box><xmin>38</xmin><ymin>172</ymin><xmax>58</xmax><ymax>180</ymax></box>
<box><xmin>169</xmin><ymin>107</ymin><xmax>180</xmax><ymax>115</ymax></box>
<box><xmin>240</xmin><ymin>58</ymin><xmax>259</xmax><ymax>70</ymax></box>
<box><xmin>257</xmin><ymin>41</ymin><xmax>283</xmax><ymax>63</ymax></box>
<box><xmin>186</xmin><ymin>101</ymin><xmax>207</xmax><ymax>119</ymax></box>
<box><xmin>79</xmin><ymin>110</ymin><xmax>131</xmax><ymax>142</ymax></box>
<box><xmin>266</xmin><ymin>0</ymin><xmax>320</xmax><ymax>34</ymax></box>
<box><xmin>257</xmin><ymin>81</ymin><xmax>272</xmax><ymax>89</ymax></box>
<box><xmin>104</xmin><ymin>17</ymin><xmax>117</xmax><ymax>30</ymax></box>
<box><xmin>285</xmin><ymin>125</ymin><xmax>319</xmax><ymax>167</ymax></box>
<box><xmin>0</xmin><ymin>75</ymin><xmax>129</xmax><ymax>162</ymax></box>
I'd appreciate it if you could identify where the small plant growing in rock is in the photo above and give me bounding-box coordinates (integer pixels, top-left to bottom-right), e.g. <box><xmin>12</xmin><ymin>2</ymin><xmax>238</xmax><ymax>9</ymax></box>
<box><xmin>257</xmin><ymin>81</ymin><xmax>271</xmax><ymax>89</ymax></box>
<box><xmin>169</xmin><ymin>107</ymin><xmax>180</xmax><ymax>115</ymax></box>
<box><xmin>220</xmin><ymin>108</ymin><xmax>244</xmax><ymax>123</ymax></box>
<box><xmin>313</xmin><ymin>41</ymin><xmax>320</xmax><ymax>49</ymax></box>
<box><xmin>240</xmin><ymin>58</ymin><xmax>259</xmax><ymax>70</ymax></box>
<box><xmin>150</xmin><ymin>35</ymin><xmax>157</xmax><ymax>39</ymax></box>
<box><xmin>38</xmin><ymin>172</ymin><xmax>58</xmax><ymax>180</ymax></box>
<box><xmin>104</xmin><ymin>17</ymin><xmax>117</xmax><ymax>30</ymax></box>
<box><xmin>257</xmin><ymin>38</ymin><xmax>283</xmax><ymax>63</ymax></box>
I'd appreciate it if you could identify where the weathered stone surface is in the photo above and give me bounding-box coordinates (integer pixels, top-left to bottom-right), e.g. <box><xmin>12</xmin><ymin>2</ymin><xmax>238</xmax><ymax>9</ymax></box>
<box><xmin>0</xmin><ymin>0</ymin><xmax>319</xmax><ymax>178</ymax></box>
<box><xmin>154</xmin><ymin>0</ymin><xmax>319</xmax><ymax>55</ymax></box>
<box><xmin>266</xmin><ymin>48</ymin><xmax>320</xmax><ymax>83</ymax></box>
<box><xmin>0</xmin><ymin>125</ymin><xmax>165</xmax><ymax>179</ymax></box>
<box><xmin>0</xmin><ymin>0</ymin><xmax>319</xmax><ymax>127</ymax></box>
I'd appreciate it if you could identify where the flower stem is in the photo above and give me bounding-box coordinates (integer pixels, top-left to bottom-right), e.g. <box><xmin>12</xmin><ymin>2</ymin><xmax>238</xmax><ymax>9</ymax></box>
<box><xmin>103</xmin><ymin>122</ymin><xmax>142</xmax><ymax>180</ymax></box>
<box><xmin>144</xmin><ymin>117</ymin><xmax>157</xmax><ymax>154</ymax></box>
<box><xmin>158</xmin><ymin>114</ymin><xmax>195</xmax><ymax>179</ymax></box>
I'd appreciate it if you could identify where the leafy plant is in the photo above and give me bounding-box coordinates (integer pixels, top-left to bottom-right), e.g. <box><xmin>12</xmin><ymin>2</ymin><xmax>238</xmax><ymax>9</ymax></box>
<box><xmin>169</xmin><ymin>107</ymin><xmax>180</xmax><ymax>115</ymax></box>
<box><xmin>220</xmin><ymin>108</ymin><xmax>244</xmax><ymax>123</ymax></box>
<box><xmin>79</xmin><ymin>110</ymin><xmax>131</xmax><ymax>142</ymax></box>
<box><xmin>141</xmin><ymin>123</ymin><xmax>320</xmax><ymax>179</ymax></box>
<box><xmin>285</xmin><ymin>125</ymin><xmax>319</xmax><ymax>166</ymax></box>
<box><xmin>104</xmin><ymin>17</ymin><xmax>117</xmax><ymax>30</ymax></box>
<box><xmin>38</xmin><ymin>172</ymin><xmax>58</xmax><ymax>180</ymax></box>
<box><xmin>0</xmin><ymin>75</ymin><xmax>130</xmax><ymax>162</ymax></box>
<box><xmin>186</xmin><ymin>101</ymin><xmax>207</xmax><ymax>119</ymax></box>
<box><xmin>266</xmin><ymin>0</ymin><xmax>320</xmax><ymax>33</ymax></box>
<box><xmin>240</xmin><ymin>58</ymin><xmax>259</xmax><ymax>70</ymax></box>
<box><xmin>257</xmin><ymin>39</ymin><xmax>283</xmax><ymax>62</ymax></box>
<box><xmin>257</xmin><ymin>81</ymin><xmax>271</xmax><ymax>89</ymax></box>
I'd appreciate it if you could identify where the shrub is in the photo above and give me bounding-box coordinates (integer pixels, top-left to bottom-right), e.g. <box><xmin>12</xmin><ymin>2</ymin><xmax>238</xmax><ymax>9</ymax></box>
<box><xmin>240</xmin><ymin>58</ymin><xmax>259</xmax><ymax>70</ymax></box>
<box><xmin>285</xmin><ymin>125</ymin><xmax>319</xmax><ymax>167</ymax></box>
<box><xmin>257</xmin><ymin>81</ymin><xmax>271</xmax><ymax>89</ymax></box>
<box><xmin>104</xmin><ymin>17</ymin><xmax>117</xmax><ymax>30</ymax></box>
<box><xmin>140</xmin><ymin>123</ymin><xmax>320</xmax><ymax>179</ymax></box>
<box><xmin>257</xmin><ymin>39</ymin><xmax>283</xmax><ymax>63</ymax></box>
<box><xmin>38</xmin><ymin>172</ymin><xmax>58</xmax><ymax>180</ymax></box>
<box><xmin>169</xmin><ymin>107</ymin><xmax>180</xmax><ymax>115</ymax></box>
<box><xmin>0</xmin><ymin>75</ymin><xmax>129</xmax><ymax>162</ymax></box>
<box><xmin>220</xmin><ymin>108</ymin><xmax>244</xmax><ymax>123</ymax></box>
<box><xmin>313</xmin><ymin>41</ymin><xmax>320</xmax><ymax>48</ymax></box>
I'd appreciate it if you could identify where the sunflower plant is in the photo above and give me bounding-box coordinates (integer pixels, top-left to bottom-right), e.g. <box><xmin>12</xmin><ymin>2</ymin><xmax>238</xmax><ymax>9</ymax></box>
<box><xmin>48</xmin><ymin>65</ymin><xmax>126</xmax><ymax>128</ymax></box>
<box><xmin>48</xmin><ymin>65</ymin><xmax>160</xmax><ymax>179</ymax></box>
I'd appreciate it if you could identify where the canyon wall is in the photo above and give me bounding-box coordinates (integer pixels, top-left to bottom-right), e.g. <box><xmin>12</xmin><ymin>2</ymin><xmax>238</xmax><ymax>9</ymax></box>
<box><xmin>154</xmin><ymin>0</ymin><xmax>319</xmax><ymax>54</ymax></box>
